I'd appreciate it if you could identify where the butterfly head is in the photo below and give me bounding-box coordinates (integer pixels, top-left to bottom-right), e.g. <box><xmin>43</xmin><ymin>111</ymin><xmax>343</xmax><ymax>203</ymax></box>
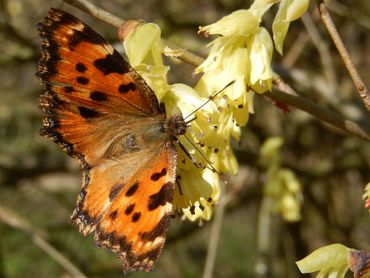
<box><xmin>166</xmin><ymin>114</ymin><xmax>187</xmax><ymax>137</ymax></box>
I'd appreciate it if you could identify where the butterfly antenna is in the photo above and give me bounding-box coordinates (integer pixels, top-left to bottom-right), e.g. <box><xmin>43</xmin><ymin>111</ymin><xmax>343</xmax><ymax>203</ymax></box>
<box><xmin>184</xmin><ymin>80</ymin><xmax>235</xmax><ymax>121</ymax></box>
<box><xmin>185</xmin><ymin>115</ymin><xmax>197</xmax><ymax>125</ymax></box>
<box><xmin>183</xmin><ymin>134</ymin><xmax>220</xmax><ymax>175</ymax></box>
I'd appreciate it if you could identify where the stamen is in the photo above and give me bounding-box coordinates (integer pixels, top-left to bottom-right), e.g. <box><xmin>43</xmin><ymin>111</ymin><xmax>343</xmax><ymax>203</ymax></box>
<box><xmin>183</xmin><ymin>80</ymin><xmax>235</xmax><ymax>120</ymax></box>
<box><xmin>183</xmin><ymin>134</ymin><xmax>220</xmax><ymax>175</ymax></box>
<box><xmin>185</xmin><ymin>115</ymin><xmax>197</xmax><ymax>125</ymax></box>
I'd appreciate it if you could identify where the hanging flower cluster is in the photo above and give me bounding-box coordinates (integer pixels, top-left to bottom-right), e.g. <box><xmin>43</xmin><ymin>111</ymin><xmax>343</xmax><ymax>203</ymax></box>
<box><xmin>259</xmin><ymin>137</ymin><xmax>302</xmax><ymax>222</ymax></box>
<box><xmin>119</xmin><ymin>0</ymin><xmax>309</xmax><ymax>221</ymax></box>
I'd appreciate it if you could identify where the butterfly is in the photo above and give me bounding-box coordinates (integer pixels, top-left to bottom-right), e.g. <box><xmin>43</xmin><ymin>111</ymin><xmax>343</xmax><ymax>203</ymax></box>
<box><xmin>36</xmin><ymin>8</ymin><xmax>188</xmax><ymax>272</ymax></box>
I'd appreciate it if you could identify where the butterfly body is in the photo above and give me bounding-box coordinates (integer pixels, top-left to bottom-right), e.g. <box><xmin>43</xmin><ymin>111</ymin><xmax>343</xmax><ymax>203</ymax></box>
<box><xmin>36</xmin><ymin>8</ymin><xmax>186</xmax><ymax>272</ymax></box>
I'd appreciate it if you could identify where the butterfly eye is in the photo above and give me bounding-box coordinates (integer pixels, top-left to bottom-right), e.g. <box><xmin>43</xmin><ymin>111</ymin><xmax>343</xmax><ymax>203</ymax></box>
<box><xmin>168</xmin><ymin>115</ymin><xmax>187</xmax><ymax>136</ymax></box>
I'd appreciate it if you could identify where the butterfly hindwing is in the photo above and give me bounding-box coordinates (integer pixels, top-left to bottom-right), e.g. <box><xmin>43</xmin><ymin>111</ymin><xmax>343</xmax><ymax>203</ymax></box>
<box><xmin>37</xmin><ymin>8</ymin><xmax>178</xmax><ymax>271</ymax></box>
<box><xmin>92</xmin><ymin>143</ymin><xmax>176</xmax><ymax>271</ymax></box>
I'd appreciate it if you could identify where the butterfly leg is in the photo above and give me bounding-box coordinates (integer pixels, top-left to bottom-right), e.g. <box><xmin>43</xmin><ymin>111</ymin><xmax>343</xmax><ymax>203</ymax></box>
<box><xmin>176</xmin><ymin>139</ymin><xmax>202</xmax><ymax>169</ymax></box>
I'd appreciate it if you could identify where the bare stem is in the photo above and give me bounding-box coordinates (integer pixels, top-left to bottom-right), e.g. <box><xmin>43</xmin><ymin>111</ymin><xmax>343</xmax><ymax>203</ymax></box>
<box><xmin>63</xmin><ymin>0</ymin><xmax>124</xmax><ymax>27</ymax></box>
<box><xmin>319</xmin><ymin>3</ymin><xmax>370</xmax><ymax>111</ymax></box>
<box><xmin>61</xmin><ymin>0</ymin><xmax>370</xmax><ymax>140</ymax></box>
<box><xmin>202</xmin><ymin>185</ymin><xmax>226</xmax><ymax>278</ymax></box>
<box><xmin>202</xmin><ymin>170</ymin><xmax>248</xmax><ymax>278</ymax></box>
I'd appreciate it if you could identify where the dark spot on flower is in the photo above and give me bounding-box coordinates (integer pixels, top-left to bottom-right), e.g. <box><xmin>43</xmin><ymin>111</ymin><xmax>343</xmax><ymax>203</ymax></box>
<box><xmin>190</xmin><ymin>205</ymin><xmax>195</xmax><ymax>215</ymax></box>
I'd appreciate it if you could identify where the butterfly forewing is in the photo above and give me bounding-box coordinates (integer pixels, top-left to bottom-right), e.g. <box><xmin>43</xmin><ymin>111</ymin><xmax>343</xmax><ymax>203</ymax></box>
<box><xmin>37</xmin><ymin>8</ymin><xmax>177</xmax><ymax>271</ymax></box>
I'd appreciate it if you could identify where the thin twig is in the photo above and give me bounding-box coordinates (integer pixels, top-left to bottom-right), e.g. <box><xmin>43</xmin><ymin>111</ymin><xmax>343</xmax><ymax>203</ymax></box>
<box><xmin>61</xmin><ymin>0</ymin><xmax>370</xmax><ymax>140</ymax></box>
<box><xmin>301</xmin><ymin>12</ymin><xmax>338</xmax><ymax>97</ymax></box>
<box><xmin>319</xmin><ymin>3</ymin><xmax>370</xmax><ymax>111</ymax></box>
<box><xmin>272</xmin><ymin>76</ymin><xmax>370</xmax><ymax>141</ymax></box>
<box><xmin>63</xmin><ymin>0</ymin><xmax>124</xmax><ymax>27</ymax></box>
<box><xmin>281</xmin><ymin>32</ymin><xmax>309</xmax><ymax>68</ymax></box>
<box><xmin>202</xmin><ymin>185</ymin><xmax>227</xmax><ymax>278</ymax></box>
<box><xmin>0</xmin><ymin>205</ymin><xmax>87</xmax><ymax>278</ymax></box>
<box><xmin>202</xmin><ymin>169</ymin><xmax>250</xmax><ymax>278</ymax></box>
<box><xmin>62</xmin><ymin>0</ymin><xmax>203</xmax><ymax>66</ymax></box>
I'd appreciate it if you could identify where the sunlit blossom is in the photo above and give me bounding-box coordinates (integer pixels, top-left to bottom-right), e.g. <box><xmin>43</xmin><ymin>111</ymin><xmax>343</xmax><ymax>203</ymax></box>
<box><xmin>273</xmin><ymin>0</ymin><xmax>310</xmax><ymax>54</ymax></box>
<box><xmin>296</xmin><ymin>244</ymin><xmax>350</xmax><ymax>277</ymax></box>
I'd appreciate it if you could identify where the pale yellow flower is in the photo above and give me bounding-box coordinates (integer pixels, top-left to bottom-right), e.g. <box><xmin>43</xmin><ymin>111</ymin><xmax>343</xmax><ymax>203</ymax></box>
<box><xmin>296</xmin><ymin>244</ymin><xmax>350</xmax><ymax>277</ymax></box>
<box><xmin>123</xmin><ymin>22</ymin><xmax>170</xmax><ymax>100</ymax></box>
<box><xmin>248</xmin><ymin>27</ymin><xmax>274</xmax><ymax>93</ymax></box>
<box><xmin>199</xmin><ymin>9</ymin><xmax>260</xmax><ymax>37</ymax></box>
<box><xmin>273</xmin><ymin>0</ymin><xmax>310</xmax><ymax>54</ymax></box>
<box><xmin>260</xmin><ymin>137</ymin><xmax>303</xmax><ymax>222</ymax></box>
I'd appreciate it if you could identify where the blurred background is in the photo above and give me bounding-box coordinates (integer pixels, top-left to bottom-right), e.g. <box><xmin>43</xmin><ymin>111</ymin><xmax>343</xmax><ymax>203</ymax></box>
<box><xmin>0</xmin><ymin>0</ymin><xmax>369</xmax><ymax>277</ymax></box>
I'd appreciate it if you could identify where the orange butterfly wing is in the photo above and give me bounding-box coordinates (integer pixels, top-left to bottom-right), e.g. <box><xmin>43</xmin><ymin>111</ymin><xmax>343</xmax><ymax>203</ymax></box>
<box><xmin>37</xmin><ymin>8</ymin><xmax>176</xmax><ymax>271</ymax></box>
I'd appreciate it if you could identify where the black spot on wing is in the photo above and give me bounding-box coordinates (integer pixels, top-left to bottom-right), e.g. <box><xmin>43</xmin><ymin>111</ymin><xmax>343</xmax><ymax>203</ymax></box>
<box><xmin>109</xmin><ymin>184</ymin><xmax>123</xmax><ymax>201</ymax></box>
<box><xmin>125</xmin><ymin>204</ymin><xmax>135</xmax><ymax>215</ymax></box>
<box><xmin>76</xmin><ymin>76</ymin><xmax>89</xmax><ymax>85</ymax></box>
<box><xmin>93</xmin><ymin>51</ymin><xmax>128</xmax><ymax>75</ymax></box>
<box><xmin>76</xmin><ymin>62</ymin><xmax>87</xmax><ymax>73</ymax></box>
<box><xmin>78</xmin><ymin>106</ymin><xmax>100</xmax><ymax>118</ymax></box>
<box><xmin>136</xmin><ymin>246</ymin><xmax>162</xmax><ymax>262</ymax></box>
<box><xmin>68</xmin><ymin>25</ymin><xmax>108</xmax><ymax>49</ymax></box>
<box><xmin>109</xmin><ymin>210</ymin><xmax>118</xmax><ymax>220</ymax></box>
<box><xmin>95</xmin><ymin>230</ymin><xmax>132</xmax><ymax>254</ymax></box>
<box><xmin>118</xmin><ymin>82</ymin><xmax>136</xmax><ymax>94</ymax></box>
<box><xmin>64</xmin><ymin>86</ymin><xmax>74</xmax><ymax>93</ymax></box>
<box><xmin>132</xmin><ymin>212</ymin><xmax>141</xmax><ymax>222</ymax></box>
<box><xmin>140</xmin><ymin>215</ymin><xmax>170</xmax><ymax>241</ymax></box>
<box><xmin>151</xmin><ymin>168</ymin><xmax>167</xmax><ymax>181</ymax></box>
<box><xmin>90</xmin><ymin>91</ymin><xmax>108</xmax><ymax>101</ymax></box>
<box><xmin>148</xmin><ymin>182</ymin><xmax>173</xmax><ymax>211</ymax></box>
<box><xmin>126</xmin><ymin>182</ymin><xmax>139</xmax><ymax>197</ymax></box>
